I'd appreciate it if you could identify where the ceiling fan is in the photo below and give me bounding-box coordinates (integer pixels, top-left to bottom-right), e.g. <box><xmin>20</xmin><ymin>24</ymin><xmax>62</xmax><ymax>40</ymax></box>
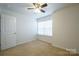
<box><xmin>27</xmin><ymin>3</ymin><xmax>47</xmax><ymax>13</ymax></box>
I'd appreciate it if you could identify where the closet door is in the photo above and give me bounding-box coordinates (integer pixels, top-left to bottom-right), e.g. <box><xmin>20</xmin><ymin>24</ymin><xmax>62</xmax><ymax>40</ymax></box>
<box><xmin>1</xmin><ymin>14</ymin><xmax>16</xmax><ymax>49</ymax></box>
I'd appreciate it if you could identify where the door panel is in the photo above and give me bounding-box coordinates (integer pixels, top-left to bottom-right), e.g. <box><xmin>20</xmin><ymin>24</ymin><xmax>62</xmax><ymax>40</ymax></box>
<box><xmin>2</xmin><ymin>14</ymin><xmax>16</xmax><ymax>49</ymax></box>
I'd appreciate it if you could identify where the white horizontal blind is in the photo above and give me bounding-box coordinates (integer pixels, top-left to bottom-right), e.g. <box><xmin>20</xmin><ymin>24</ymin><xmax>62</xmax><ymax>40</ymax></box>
<box><xmin>38</xmin><ymin>20</ymin><xmax>52</xmax><ymax>36</ymax></box>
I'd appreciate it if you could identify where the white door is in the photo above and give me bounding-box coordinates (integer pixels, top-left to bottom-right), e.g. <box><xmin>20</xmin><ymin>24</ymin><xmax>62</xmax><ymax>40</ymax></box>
<box><xmin>2</xmin><ymin>14</ymin><xmax>16</xmax><ymax>49</ymax></box>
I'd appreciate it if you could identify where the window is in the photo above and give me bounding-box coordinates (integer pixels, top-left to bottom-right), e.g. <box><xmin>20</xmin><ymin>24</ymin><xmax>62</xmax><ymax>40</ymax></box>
<box><xmin>37</xmin><ymin>20</ymin><xmax>52</xmax><ymax>36</ymax></box>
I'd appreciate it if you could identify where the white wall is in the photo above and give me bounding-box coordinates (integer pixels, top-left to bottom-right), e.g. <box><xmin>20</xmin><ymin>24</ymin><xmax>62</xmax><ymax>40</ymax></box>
<box><xmin>0</xmin><ymin>13</ymin><xmax>1</xmax><ymax>50</ymax></box>
<box><xmin>52</xmin><ymin>5</ymin><xmax>79</xmax><ymax>52</ymax></box>
<box><xmin>17</xmin><ymin>14</ymin><xmax>37</xmax><ymax>45</ymax></box>
<box><xmin>0</xmin><ymin>8</ymin><xmax>37</xmax><ymax>46</ymax></box>
<box><xmin>0</xmin><ymin>9</ymin><xmax>1</xmax><ymax>50</ymax></box>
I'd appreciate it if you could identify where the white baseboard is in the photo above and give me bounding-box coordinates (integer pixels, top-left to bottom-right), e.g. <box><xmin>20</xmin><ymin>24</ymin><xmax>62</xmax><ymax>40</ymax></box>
<box><xmin>52</xmin><ymin>44</ymin><xmax>77</xmax><ymax>53</ymax></box>
<box><xmin>66</xmin><ymin>48</ymin><xmax>77</xmax><ymax>53</ymax></box>
<box><xmin>16</xmin><ymin>39</ymin><xmax>36</xmax><ymax>46</ymax></box>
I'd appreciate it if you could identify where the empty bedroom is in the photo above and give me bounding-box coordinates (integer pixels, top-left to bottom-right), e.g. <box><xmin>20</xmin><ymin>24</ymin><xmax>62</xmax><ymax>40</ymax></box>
<box><xmin>0</xmin><ymin>3</ymin><xmax>79</xmax><ymax>56</ymax></box>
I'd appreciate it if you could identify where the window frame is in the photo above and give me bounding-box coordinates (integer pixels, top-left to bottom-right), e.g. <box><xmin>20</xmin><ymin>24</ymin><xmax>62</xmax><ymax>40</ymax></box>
<box><xmin>37</xmin><ymin>20</ymin><xmax>52</xmax><ymax>36</ymax></box>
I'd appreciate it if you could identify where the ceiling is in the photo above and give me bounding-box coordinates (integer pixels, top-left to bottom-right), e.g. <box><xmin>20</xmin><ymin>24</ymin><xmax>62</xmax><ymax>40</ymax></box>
<box><xmin>0</xmin><ymin>3</ymin><xmax>79</xmax><ymax>19</ymax></box>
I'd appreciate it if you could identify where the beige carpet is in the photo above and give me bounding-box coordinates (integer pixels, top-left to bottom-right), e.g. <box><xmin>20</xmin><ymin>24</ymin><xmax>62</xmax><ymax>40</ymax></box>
<box><xmin>0</xmin><ymin>40</ymin><xmax>79</xmax><ymax>56</ymax></box>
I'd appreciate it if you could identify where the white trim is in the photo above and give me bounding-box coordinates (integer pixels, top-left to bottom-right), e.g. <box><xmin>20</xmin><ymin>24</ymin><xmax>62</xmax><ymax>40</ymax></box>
<box><xmin>16</xmin><ymin>38</ymin><xmax>36</xmax><ymax>45</ymax></box>
<box><xmin>52</xmin><ymin>44</ymin><xmax>77</xmax><ymax>53</ymax></box>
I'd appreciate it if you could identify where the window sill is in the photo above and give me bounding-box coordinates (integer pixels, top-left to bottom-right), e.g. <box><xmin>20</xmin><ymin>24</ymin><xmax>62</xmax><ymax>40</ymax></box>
<box><xmin>37</xmin><ymin>34</ymin><xmax>52</xmax><ymax>37</ymax></box>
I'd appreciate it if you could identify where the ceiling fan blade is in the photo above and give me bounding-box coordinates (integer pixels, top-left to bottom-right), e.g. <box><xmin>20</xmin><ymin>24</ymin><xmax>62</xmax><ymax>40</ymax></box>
<box><xmin>40</xmin><ymin>9</ymin><xmax>45</xmax><ymax>13</ymax></box>
<box><xmin>33</xmin><ymin>3</ymin><xmax>40</xmax><ymax>8</ymax></box>
<box><xmin>41</xmin><ymin>3</ymin><xmax>47</xmax><ymax>8</ymax></box>
<box><xmin>33</xmin><ymin>3</ymin><xmax>36</xmax><ymax>6</ymax></box>
<box><xmin>27</xmin><ymin>8</ymin><xmax>34</xmax><ymax>9</ymax></box>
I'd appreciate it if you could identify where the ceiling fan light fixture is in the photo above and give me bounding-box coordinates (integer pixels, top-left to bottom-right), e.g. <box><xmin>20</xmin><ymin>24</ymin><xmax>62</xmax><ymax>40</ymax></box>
<box><xmin>34</xmin><ymin>8</ymin><xmax>41</xmax><ymax>13</ymax></box>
